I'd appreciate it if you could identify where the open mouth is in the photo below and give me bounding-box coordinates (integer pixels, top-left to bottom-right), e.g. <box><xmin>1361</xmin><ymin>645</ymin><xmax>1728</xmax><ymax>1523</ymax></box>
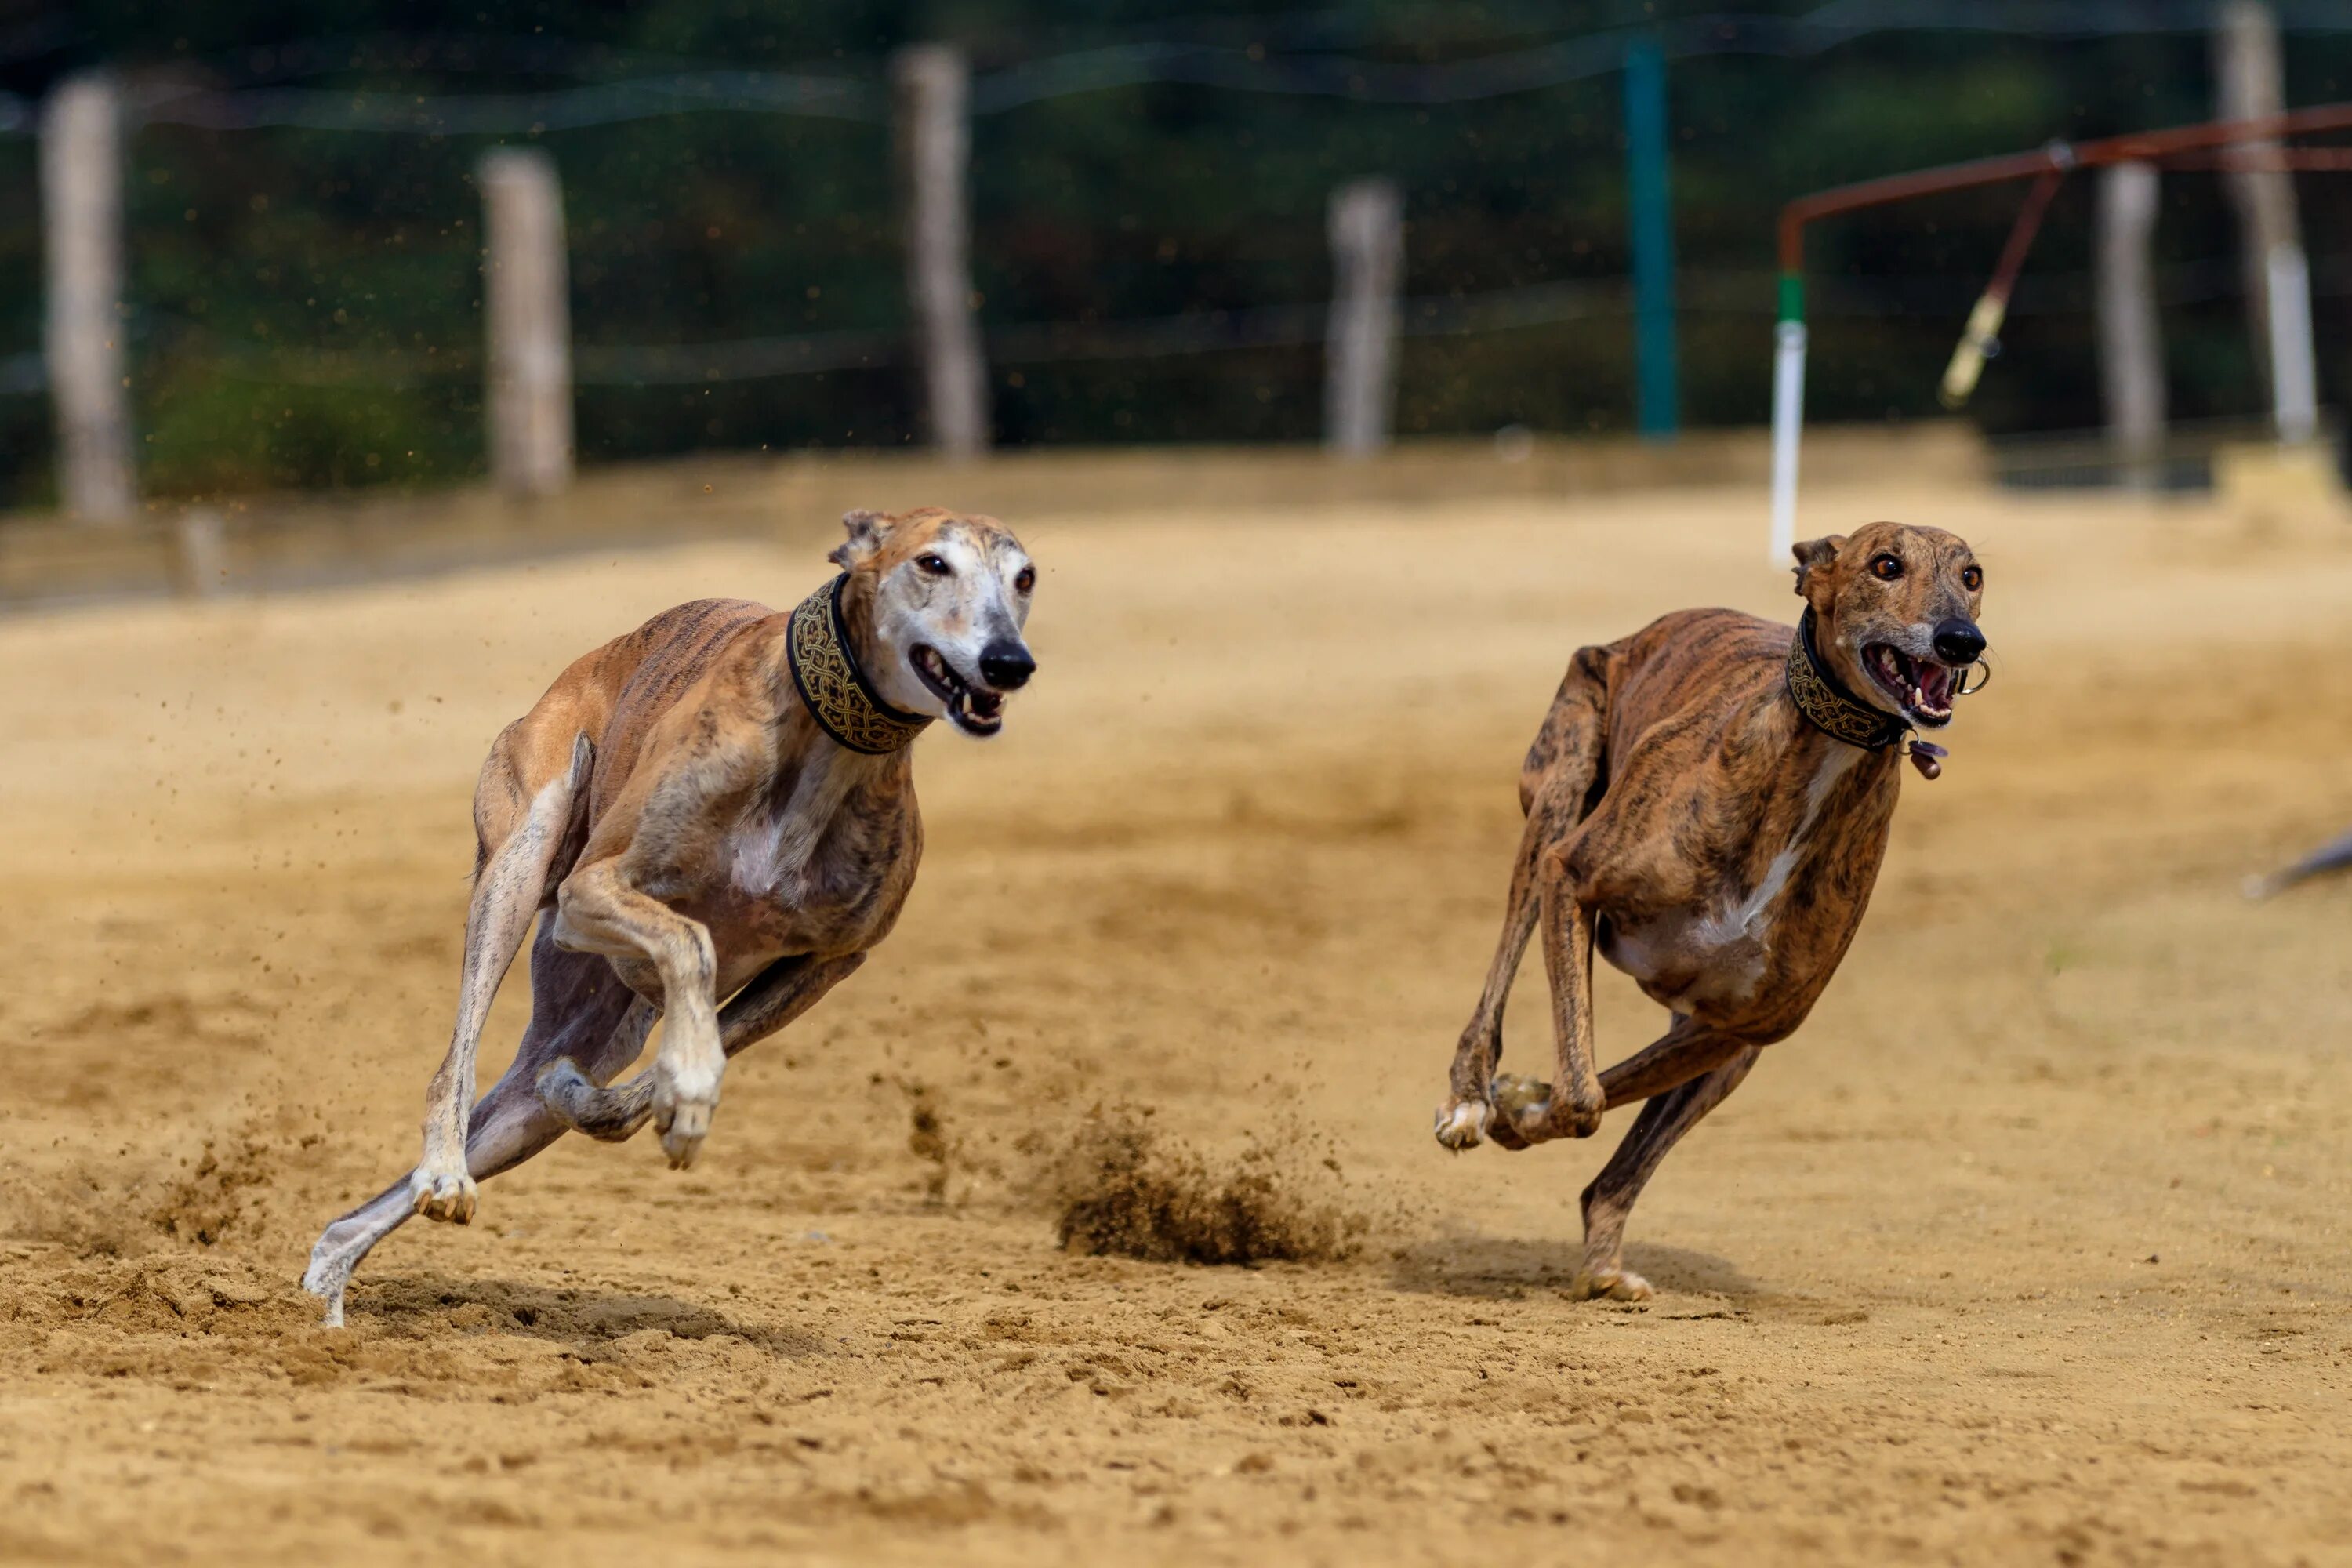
<box><xmin>911</xmin><ymin>645</ymin><xmax>1005</xmax><ymax>737</ymax></box>
<box><xmin>1862</xmin><ymin>643</ymin><xmax>1958</xmax><ymax>728</ymax></box>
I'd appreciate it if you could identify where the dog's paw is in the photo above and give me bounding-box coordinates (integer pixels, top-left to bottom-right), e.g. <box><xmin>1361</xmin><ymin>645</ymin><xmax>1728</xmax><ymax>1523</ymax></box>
<box><xmin>652</xmin><ymin>1060</ymin><xmax>722</xmax><ymax>1170</ymax></box>
<box><xmin>1569</xmin><ymin>1267</ymin><xmax>1653</xmax><ymax>1303</ymax></box>
<box><xmin>1432</xmin><ymin>1097</ymin><xmax>1493</xmax><ymax>1151</ymax></box>
<box><xmin>1489</xmin><ymin>1073</ymin><xmax>1555</xmax><ymax>1145</ymax></box>
<box><xmin>408</xmin><ymin>1165</ymin><xmax>477</xmax><ymax>1225</ymax></box>
<box><xmin>1490</xmin><ymin>1073</ymin><xmax>1603</xmax><ymax>1144</ymax></box>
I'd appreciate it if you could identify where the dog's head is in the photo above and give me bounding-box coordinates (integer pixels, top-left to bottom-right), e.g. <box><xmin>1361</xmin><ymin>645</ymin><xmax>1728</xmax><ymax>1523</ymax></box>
<box><xmin>831</xmin><ymin>506</ymin><xmax>1036</xmax><ymax>739</ymax></box>
<box><xmin>1791</xmin><ymin>521</ymin><xmax>1986</xmax><ymax>731</ymax></box>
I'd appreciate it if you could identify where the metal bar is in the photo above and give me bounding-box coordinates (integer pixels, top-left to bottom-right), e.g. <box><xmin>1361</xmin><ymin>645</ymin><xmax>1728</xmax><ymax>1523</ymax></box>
<box><xmin>1769</xmin><ymin>99</ymin><xmax>2352</xmax><ymax>554</ymax></box>
<box><xmin>2159</xmin><ymin>147</ymin><xmax>2352</xmax><ymax>170</ymax></box>
<box><xmin>1938</xmin><ymin>170</ymin><xmax>2063</xmax><ymax>408</ymax></box>
<box><xmin>1777</xmin><ymin>100</ymin><xmax>2352</xmax><ymax>272</ymax></box>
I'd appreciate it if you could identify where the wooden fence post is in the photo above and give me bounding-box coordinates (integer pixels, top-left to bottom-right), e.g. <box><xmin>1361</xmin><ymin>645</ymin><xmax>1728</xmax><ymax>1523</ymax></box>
<box><xmin>478</xmin><ymin>147</ymin><xmax>574</xmax><ymax>497</ymax></box>
<box><xmin>894</xmin><ymin>45</ymin><xmax>989</xmax><ymax>459</ymax></box>
<box><xmin>2215</xmin><ymin>0</ymin><xmax>2318</xmax><ymax>443</ymax></box>
<box><xmin>1326</xmin><ymin>179</ymin><xmax>1403</xmax><ymax>457</ymax></box>
<box><xmin>40</xmin><ymin>71</ymin><xmax>135</xmax><ymax>522</ymax></box>
<box><xmin>2096</xmin><ymin>162</ymin><xmax>2165</xmax><ymax>489</ymax></box>
<box><xmin>172</xmin><ymin>507</ymin><xmax>227</xmax><ymax>598</ymax></box>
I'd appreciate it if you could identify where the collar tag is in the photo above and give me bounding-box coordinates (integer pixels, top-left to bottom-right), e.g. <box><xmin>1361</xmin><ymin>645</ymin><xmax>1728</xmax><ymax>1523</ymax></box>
<box><xmin>786</xmin><ymin>575</ymin><xmax>932</xmax><ymax>756</ymax></box>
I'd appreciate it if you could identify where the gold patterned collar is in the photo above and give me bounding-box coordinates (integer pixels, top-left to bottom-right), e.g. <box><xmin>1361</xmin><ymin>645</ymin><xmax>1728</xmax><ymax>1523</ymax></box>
<box><xmin>1784</xmin><ymin>610</ymin><xmax>1907</xmax><ymax>753</ymax></box>
<box><xmin>785</xmin><ymin>575</ymin><xmax>932</xmax><ymax>755</ymax></box>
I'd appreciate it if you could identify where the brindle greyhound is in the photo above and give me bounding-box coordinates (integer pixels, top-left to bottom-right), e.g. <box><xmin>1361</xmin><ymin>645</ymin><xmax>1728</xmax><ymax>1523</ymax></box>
<box><xmin>303</xmin><ymin>506</ymin><xmax>1036</xmax><ymax>1327</ymax></box>
<box><xmin>1434</xmin><ymin>521</ymin><xmax>1987</xmax><ymax>1301</ymax></box>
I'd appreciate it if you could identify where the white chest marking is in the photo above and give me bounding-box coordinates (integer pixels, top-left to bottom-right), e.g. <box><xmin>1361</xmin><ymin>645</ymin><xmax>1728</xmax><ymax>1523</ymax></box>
<box><xmin>730</xmin><ymin>753</ymin><xmax>861</xmax><ymax>898</ymax></box>
<box><xmin>1692</xmin><ymin>743</ymin><xmax>1860</xmax><ymax>953</ymax></box>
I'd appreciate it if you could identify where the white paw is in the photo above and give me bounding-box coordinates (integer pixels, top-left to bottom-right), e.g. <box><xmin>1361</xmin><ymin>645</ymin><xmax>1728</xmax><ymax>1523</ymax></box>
<box><xmin>653</xmin><ymin>1061</ymin><xmax>722</xmax><ymax>1170</ymax></box>
<box><xmin>408</xmin><ymin>1164</ymin><xmax>477</xmax><ymax>1225</ymax></box>
<box><xmin>1570</xmin><ymin>1268</ymin><xmax>1653</xmax><ymax>1302</ymax></box>
<box><xmin>1432</xmin><ymin>1097</ymin><xmax>1492</xmax><ymax>1150</ymax></box>
<box><xmin>299</xmin><ymin>1256</ymin><xmax>347</xmax><ymax>1327</ymax></box>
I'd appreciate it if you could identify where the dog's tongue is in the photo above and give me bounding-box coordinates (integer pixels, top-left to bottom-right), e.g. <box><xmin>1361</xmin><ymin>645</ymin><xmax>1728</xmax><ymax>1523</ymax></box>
<box><xmin>1920</xmin><ymin>662</ymin><xmax>1955</xmax><ymax>707</ymax></box>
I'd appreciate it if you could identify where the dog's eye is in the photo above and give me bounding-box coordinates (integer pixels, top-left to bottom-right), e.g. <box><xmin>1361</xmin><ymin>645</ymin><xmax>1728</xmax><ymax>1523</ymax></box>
<box><xmin>916</xmin><ymin>554</ymin><xmax>951</xmax><ymax>577</ymax></box>
<box><xmin>1013</xmin><ymin>566</ymin><xmax>1035</xmax><ymax>594</ymax></box>
<box><xmin>1961</xmin><ymin>564</ymin><xmax>1983</xmax><ymax>592</ymax></box>
<box><xmin>1869</xmin><ymin>554</ymin><xmax>1904</xmax><ymax>581</ymax></box>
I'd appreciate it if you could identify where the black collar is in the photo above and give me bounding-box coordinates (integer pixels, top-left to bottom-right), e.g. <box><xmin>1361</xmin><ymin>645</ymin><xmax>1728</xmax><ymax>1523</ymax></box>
<box><xmin>785</xmin><ymin>575</ymin><xmax>932</xmax><ymax>755</ymax></box>
<box><xmin>1784</xmin><ymin>609</ymin><xmax>1907</xmax><ymax>753</ymax></box>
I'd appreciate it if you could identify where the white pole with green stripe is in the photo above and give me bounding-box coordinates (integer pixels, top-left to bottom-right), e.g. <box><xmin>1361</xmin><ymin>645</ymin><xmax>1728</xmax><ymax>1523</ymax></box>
<box><xmin>1768</xmin><ymin>271</ymin><xmax>1806</xmax><ymax>566</ymax></box>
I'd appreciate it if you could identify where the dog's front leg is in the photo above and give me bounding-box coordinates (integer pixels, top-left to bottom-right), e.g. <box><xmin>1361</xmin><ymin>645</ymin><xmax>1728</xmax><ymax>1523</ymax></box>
<box><xmin>554</xmin><ymin>860</ymin><xmax>724</xmax><ymax>1168</ymax></box>
<box><xmin>1490</xmin><ymin>848</ymin><xmax>1606</xmax><ymax>1145</ymax></box>
<box><xmin>537</xmin><ymin>952</ymin><xmax>866</xmax><ymax>1141</ymax></box>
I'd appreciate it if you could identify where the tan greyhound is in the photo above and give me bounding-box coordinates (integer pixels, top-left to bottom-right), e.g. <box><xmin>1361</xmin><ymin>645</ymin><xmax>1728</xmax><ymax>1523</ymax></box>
<box><xmin>303</xmin><ymin>507</ymin><xmax>1037</xmax><ymax>1327</ymax></box>
<box><xmin>1434</xmin><ymin>521</ymin><xmax>1987</xmax><ymax>1301</ymax></box>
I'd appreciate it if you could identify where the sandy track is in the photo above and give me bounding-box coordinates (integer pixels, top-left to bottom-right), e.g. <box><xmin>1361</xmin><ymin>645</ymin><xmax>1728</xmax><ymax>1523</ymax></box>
<box><xmin>4</xmin><ymin>482</ymin><xmax>2351</xmax><ymax>1566</ymax></box>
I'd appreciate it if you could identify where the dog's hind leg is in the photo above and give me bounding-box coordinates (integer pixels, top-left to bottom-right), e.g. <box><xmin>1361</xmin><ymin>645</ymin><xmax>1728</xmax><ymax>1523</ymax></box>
<box><xmin>1599</xmin><ymin>1014</ymin><xmax>1751</xmax><ymax>1109</ymax></box>
<box><xmin>410</xmin><ymin>728</ymin><xmax>593</xmax><ymax>1225</ymax></box>
<box><xmin>538</xmin><ymin>951</ymin><xmax>865</xmax><ymax>1142</ymax></box>
<box><xmin>302</xmin><ymin>929</ymin><xmax>646</xmax><ymax>1327</ymax></box>
<box><xmin>1571</xmin><ymin>1044</ymin><xmax>1761</xmax><ymax>1302</ymax></box>
<box><xmin>1436</xmin><ymin>647</ymin><xmax>1610</xmax><ymax>1152</ymax></box>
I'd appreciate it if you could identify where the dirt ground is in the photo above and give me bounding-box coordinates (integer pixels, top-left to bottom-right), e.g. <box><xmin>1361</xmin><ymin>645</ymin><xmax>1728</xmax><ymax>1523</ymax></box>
<box><xmin>5</xmin><ymin>477</ymin><xmax>2352</xmax><ymax>1566</ymax></box>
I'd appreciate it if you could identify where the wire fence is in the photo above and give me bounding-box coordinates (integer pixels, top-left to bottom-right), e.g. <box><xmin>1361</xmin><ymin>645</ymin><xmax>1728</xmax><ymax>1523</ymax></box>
<box><xmin>12</xmin><ymin>2</ymin><xmax>2352</xmax><ymax>512</ymax></box>
<box><xmin>8</xmin><ymin>2</ymin><xmax>2352</xmax><ymax>133</ymax></box>
<box><xmin>9</xmin><ymin>252</ymin><xmax>2339</xmax><ymax>398</ymax></box>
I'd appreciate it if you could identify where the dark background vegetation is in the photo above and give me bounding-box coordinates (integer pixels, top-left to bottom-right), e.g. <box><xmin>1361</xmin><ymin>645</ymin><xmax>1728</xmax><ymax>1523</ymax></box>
<box><xmin>2</xmin><ymin>2</ymin><xmax>2350</xmax><ymax>503</ymax></box>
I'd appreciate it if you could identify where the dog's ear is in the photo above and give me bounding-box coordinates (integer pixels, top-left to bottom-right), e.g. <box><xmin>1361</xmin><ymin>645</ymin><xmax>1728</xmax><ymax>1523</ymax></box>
<box><xmin>829</xmin><ymin>508</ymin><xmax>891</xmax><ymax>570</ymax></box>
<box><xmin>1791</xmin><ymin>534</ymin><xmax>1845</xmax><ymax>608</ymax></box>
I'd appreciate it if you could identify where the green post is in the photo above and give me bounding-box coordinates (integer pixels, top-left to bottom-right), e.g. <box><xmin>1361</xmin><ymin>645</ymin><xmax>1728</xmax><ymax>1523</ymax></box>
<box><xmin>1624</xmin><ymin>38</ymin><xmax>1678</xmax><ymax>441</ymax></box>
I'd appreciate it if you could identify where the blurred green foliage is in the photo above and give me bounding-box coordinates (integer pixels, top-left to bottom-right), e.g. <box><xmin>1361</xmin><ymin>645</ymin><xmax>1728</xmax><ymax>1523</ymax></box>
<box><xmin>4</xmin><ymin>2</ymin><xmax>2350</xmax><ymax>503</ymax></box>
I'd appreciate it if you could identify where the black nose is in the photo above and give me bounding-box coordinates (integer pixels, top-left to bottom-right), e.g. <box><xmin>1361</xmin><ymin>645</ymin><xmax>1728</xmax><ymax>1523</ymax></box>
<box><xmin>978</xmin><ymin>641</ymin><xmax>1035</xmax><ymax>691</ymax></box>
<box><xmin>1932</xmin><ymin>619</ymin><xmax>1986</xmax><ymax>666</ymax></box>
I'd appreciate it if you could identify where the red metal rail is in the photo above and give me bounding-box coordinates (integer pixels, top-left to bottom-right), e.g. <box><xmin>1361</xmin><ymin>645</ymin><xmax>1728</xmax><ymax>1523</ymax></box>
<box><xmin>1777</xmin><ymin>100</ymin><xmax>2352</xmax><ymax>274</ymax></box>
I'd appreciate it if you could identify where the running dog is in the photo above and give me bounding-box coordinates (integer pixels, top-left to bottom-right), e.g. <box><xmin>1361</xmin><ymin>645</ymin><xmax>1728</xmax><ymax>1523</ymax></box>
<box><xmin>303</xmin><ymin>506</ymin><xmax>1038</xmax><ymax>1327</ymax></box>
<box><xmin>1433</xmin><ymin>521</ymin><xmax>1987</xmax><ymax>1301</ymax></box>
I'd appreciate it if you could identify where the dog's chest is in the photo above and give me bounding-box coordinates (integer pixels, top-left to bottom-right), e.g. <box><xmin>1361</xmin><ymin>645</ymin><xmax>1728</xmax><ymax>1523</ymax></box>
<box><xmin>1599</xmin><ymin>745</ymin><xmax>1861</xmax><ymax>1011</ymax></box>
<box><xmin>725</xmin><ymin>755</ymin><xmax>870</xmax><ymax>905</ymax></box>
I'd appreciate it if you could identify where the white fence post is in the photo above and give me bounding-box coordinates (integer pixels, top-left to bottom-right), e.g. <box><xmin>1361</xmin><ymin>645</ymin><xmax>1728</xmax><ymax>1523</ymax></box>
<box><xmin>1325</xmin><ymin>179</ymin><xmax>1403</xmax><ymax>457</ymax></box>
<box><xmin>2215</xmin><ymin>0</ymin><xmax>2318</xmax><ymax>444</ymax></box>
<box><xmin>1767</xmin><ymin>319</ymin><xmax>1807</xmax><ymax>565</ymax></box>
<box><xmin>895</xmin><ymin>44</ymin><xmax>989</xmax><ymax>459</ymax></box>
<box><xmin>2096</xmin><ymin>162</ymin><xmax>2166</xmax><ymax>488</ymax></box>
<box><xmin>40</xmin><ymin>71</ymin><xmax>135</xmax><ymax>522</ymax></box>
<box><xmin>478</xmin><ymin>147</ymin><xmax>574</xmax><ymax>497</ymax></box>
